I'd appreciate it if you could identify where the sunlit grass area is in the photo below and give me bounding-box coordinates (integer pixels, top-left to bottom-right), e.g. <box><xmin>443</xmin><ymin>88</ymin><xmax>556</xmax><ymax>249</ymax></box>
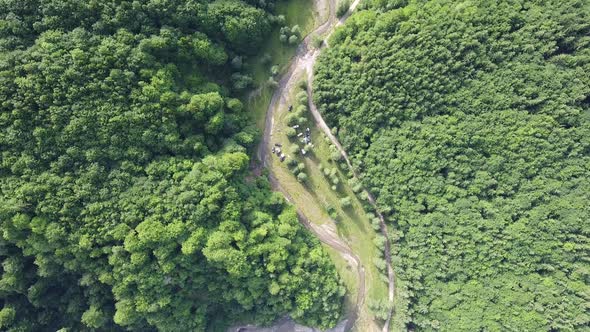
<box><xmin>266</xmin><ymin>73</ymin><xmax>388</xmax><ymax>331</ymax></box>
<box><xmin>245</xmin><ymin>0</ymin><xmax>318</xmax><ymax>130</ymax></box>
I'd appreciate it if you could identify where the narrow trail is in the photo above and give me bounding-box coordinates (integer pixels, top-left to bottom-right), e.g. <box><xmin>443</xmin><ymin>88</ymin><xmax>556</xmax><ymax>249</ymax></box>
<box><xmin>303</xmin><ymin>5</ymin><xmax>396</xmax><ymax>328</ymax></box>
<box><xmin>254</xmin><ymin>0</ymin><xmax>395</xmax><ymax>331</ymax></box>
<box><xmin>306</xmin><ymin>64</ymin><xmax>395</xmax><ymax>332</ymax></box>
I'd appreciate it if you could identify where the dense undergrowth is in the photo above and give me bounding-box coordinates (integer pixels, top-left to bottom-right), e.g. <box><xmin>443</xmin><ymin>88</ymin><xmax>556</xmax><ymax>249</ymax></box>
<box><xmin>314</xmin><ymin>0</ymin><xmax>590</xmax><ymax>330</ymax></box>
<box><xmin>0</xmin><ymin>1</ymin><xmax>344</xmax><ymax>330</ymax></box>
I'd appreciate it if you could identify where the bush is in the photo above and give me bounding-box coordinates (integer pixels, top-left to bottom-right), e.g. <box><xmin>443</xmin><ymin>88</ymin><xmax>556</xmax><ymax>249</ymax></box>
<box><xmin>231</xmin><ymin>56</ymin><xmax>243</xmax><ymax>69</ymax></box>
<box><xmin>267</xmin><ymin>77</ymin><xmax>278</xmax><ymax>89</ymax></box>
<box><xmin>351</xmin><ymin>182</ymin><xmax>363</xmax><ymax>194</ymax></box>
<box><xmin>291</xmin><ymin>25</ymin><xmax>301</xmax><ymax>36</ymax></box>
<box><xmin>287</xmin><ymin>158</ymin><xmax>298</xmax><ymax>168</ymax></box>
<box><xmin>326</xmin><ymin>204</ymin><xmax>336</xmax><ymax>215</ymax></box>
<box><xmin>312</xmin><ymin>35</ymin><xmax>323</xmax><ymax>48</ymax></box>
<box><xmin>330</xmin><ymin>176</ymin><xmax>340</xmax><ymax>185</ymax></box>
<box><xmin>297</xmin><ymin>92</ymin><xmax>308</xmax><ymax>104</ymax></box>
<box><xmin>270</xmin><ymin>65</ymin><xmax>279</xmax><ymax>76</ymax></box>
<box><xmin>373</xmin><ymin>257</ymin><xmax>386</xmax><ymax>271</ymax></box>
<box><xmin>368</xmin><ymin>298</ymin><xmax>392</xmax><ymax>321</ymax></box>
<box><xmin>288</xmin><ymin>35</ymin><xmax>299</xmax><ymax>45</ymax></box>
<box><xmin>293</xmin><ymin>109</ymin><xmax>305</xmax><ymax>119</ymax></box>
<box><xmin>340</xmin><ymin>197</ymin><xmax>352</xmax><ymax>208</ymax></box>
<box><xmin>260</xmin><ymin>53</ymin><xmax>272</xmax><ymax>65</ymax></box>
<box><xmin>359</xmin><ymin>191</ymin><xmax>369</xmax><ymax>201</ymax></box>
<box><xmin>337</xmin><ymin>0</ymin><xmax>350</xmax><ymax>17</ymax></box>
<box><xmin>275</xmin><ymin>15</ymin><xmax>286</xmax><ymax>25</ymax></box>
<box><xmin>327</xmin><ymin>205</ymin><xmax>339</xmax><ymax>220</ymax></box>
<box><xmin>330</xmin><ymin>168</ymin><xmax>338</xmax><ymax>177</ymax></box>
<box><xmin>279</xmin><ymin>33</ymin><xmax>288</xmax><ymax>43</ymax></box>
<box><xmin>298</xmin><ymin>80</ymin><xmax>308</xmax><ymax>90</ymax></box>
<box><xmin>331</xmin><ymin>213</ymin><xmax>340</xmax><ymax>222</ymax></box>
<box><xmin>330</xmin><ymin>150</ymin><xmax>342</xmax><ymax>162</ymax></box>
<box><xmin>289</xmin><ymin>144</ymin><xmax>299</xmax><ymax>154</ymax></box>
<box><xmin>373</xmin><ymin>235</ymin><xmax>386</xmax><ymax>250</ymax></box>
<box><xmin>286</xmin><ymin>114</ymin><xmax>298</xmax><ymax>126</ymax></box>
<box><xmin>285</xmin><ymin>127</ymin><xmax>297</xmax><ymax>138</ymax></box>
<box><xmin>297</xmin><ymin>172</ymin><xmax>308</xmax><ymax>182</ymax></box>
<box><xmin>231</xmin><ymin>73</ymin><xmax>253</xmax><ymax>91</ymax></box>
<box><xmin>371</xmin><ymin>219</ymin><xmax>381</xmax><ymax>231</ymax></box>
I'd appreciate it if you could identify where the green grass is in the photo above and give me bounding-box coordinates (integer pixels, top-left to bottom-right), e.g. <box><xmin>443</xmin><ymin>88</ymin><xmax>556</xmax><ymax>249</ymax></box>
<box><xmin>245</xmin><ymin>0</ymin><xmax>318</xmax><ymax>130</ymax></box>
<box><xmin>324</xmin><ymin>246</ymin><xmax>358</xmax><ymax>320</ymax></box>
<box><xmin>267</xmin><ymin>76</ymin><xmax>388</xmax><ymax>331</ymax></box>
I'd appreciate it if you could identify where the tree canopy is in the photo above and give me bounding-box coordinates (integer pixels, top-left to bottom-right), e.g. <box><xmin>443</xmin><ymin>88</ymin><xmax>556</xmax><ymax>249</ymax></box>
<box><xmin>0</xmin><ymin>0</ymin><xmax>344</xmax><ymax>330</ymax></box>
<box><xmin>314</xmin><ymin>0</ymin><xmax>590</xmax><ymax>330</ymax></box>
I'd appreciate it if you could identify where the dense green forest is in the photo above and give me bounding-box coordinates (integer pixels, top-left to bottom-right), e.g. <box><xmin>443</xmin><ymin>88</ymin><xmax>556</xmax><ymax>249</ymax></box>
<box><xmin>0</xmin><ymin>0</ymin><xmax>344</xmax><ymax>331</ymax></box>
<box><xmin>315</xmin><ymin>0</ymin><xmax>590</xmax><ymax>330</ymax></box>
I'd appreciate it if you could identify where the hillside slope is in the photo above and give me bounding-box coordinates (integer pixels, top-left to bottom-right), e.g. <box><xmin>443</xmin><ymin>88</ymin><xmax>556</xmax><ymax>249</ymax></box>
<box><xmin>314</xmin><ymin>0</ymin><xmax>590</xmax><ymax>330</ymax></box>
<box><xmin>0</xmin><ymin>1</ymin><xmax>344</xmax><ymax>330</ymax></box>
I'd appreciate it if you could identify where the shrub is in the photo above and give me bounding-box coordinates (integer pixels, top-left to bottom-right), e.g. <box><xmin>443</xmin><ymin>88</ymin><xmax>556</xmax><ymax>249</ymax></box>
<box><xmin>337</xmin><ymin>0</ymin><xmax>350</xmax><ymax>17</ymax></box>
<box><xmin>275</xmin><ymin>15</ymin><xmax>286</xmax><ymax>25</ymax></box>
<box><xmin>368</xmin><ymin>298</ymin><xmax>392</xmax><ymax>321</ymax></box>
<box><xmin>371</xmin><ymin>219</ymin><xmax>381</xmax><ymax>231</ymax></box>
<box><xmin>267</xmin><ymin>77</ymin><xmax>278</xmax><ymax>89</ymax></box>
<box><xmin>297</xmin><ymin>172</ymin><xmax>308</xmax><ymax>182</ymax></box>
<box><xmin>231</xmin><ymin>56</ymin><xmax>242</xmax><ymax>69</ymax></box>
<box><xmin>330</xmin><ymin>176</ymin><xmax>340</xmax><ymax>185</ymax></box>
<box><xmin>373</xmin><ymin>257</ymin><xmax>386</xmax><ymax>271</ymax></box>
<box><xmin>297</xmin><ymin>92</ymin><xmax>308</xmax><ymax>104</ymax></box>
<box><xmin>298</xmin><ymin>79</ymin><xmax>308</xmax><ymax>90</ymax></box>
<box><xmin>312</xmin><ymin>35</ymin><xmax>323</xmax><ymax>48</ymax></box>
<box><xmin>286</xmin><ymin>114</ymin><xmax>298</xmax><ymax>126</ymax></box>
<box><xmin>373</xmin><ymin>235</ymin><xmax>386</xmax><ymax>250</ymax></box>
<box><xmin>331</xmin><ymin>150</ymin><xmax>342</xmax><ymax>162</ymax></box>
<box><xmin>260</xmin><ymin>53</ymin><xmax>272</xmax><ymax>65</ymax></box>
<box><xmin>330</xmin><ymin>168</ymin><xmax>338</xmax><ymax>177</ymax></box>
<box><xmin>270</xmin><ymin>65</ymin><xmax>279</xmax><ymax>76</ymax></box>
<box><xmin>285</xmin><ymin>127</ymin><xmax>297</xmax><ymax>138</ymax></box>
<box><xmin>340</xmin><ymin>197</ymin><xmax>352</xmax><ymax>208</ymax></box>
<box><xmin>326</xmin><ymin>204</ymin><xmax>336</xmax><ymax>215</ymax></box>
<box><xmin>288</xmin><ymin>35</ymin><xmax>299</xmax><ymax>45</ymax></box>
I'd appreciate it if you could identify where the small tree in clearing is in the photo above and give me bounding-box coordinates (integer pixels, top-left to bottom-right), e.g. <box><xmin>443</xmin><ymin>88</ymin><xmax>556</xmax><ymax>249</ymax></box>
<box><xmin>340</xmin><ymin>197</ymin><xmax>352</xmax><ymax>208</ymax></box>
<box><xmin>297</xmin><ymin>172</ymin><xmax>308</xmax><ymax>182</ymax></box>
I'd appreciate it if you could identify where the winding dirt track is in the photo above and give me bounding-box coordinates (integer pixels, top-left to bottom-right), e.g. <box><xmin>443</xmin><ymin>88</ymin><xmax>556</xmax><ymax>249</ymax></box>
<box><xmin>254</xmin><ymin>0</ymin><xmax>395</xmax><ymax>331</ymax></box>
